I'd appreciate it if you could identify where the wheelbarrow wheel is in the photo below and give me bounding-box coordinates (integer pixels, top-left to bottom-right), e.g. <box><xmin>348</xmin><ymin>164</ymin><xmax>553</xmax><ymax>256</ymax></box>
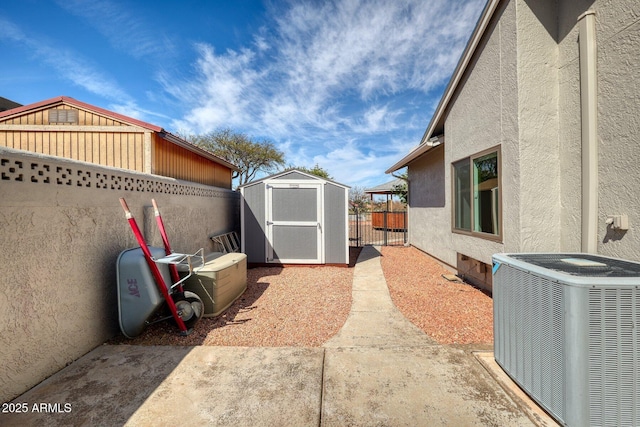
<box><xmin>172</xmin><ymin>291</ymin><xmax>204</xmax><ymax>329</ymax></box>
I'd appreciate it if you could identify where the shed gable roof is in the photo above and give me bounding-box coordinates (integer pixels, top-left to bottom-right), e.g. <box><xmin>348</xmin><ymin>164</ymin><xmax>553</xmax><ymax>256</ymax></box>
<box><xmin>239</xmin><ymin>169</ymin><xmax>350</xmax><ymax>189</ymax></box>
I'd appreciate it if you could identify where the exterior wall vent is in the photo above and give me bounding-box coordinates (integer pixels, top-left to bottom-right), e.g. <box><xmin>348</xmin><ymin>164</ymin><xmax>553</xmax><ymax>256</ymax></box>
<box><xmin>493</xmin><ymin>253</ymin><xmax>640</xmax><ymax>427</ymax></box>
<box><xmin>48</xmin><ymin>108</ymin><xmax>78</xmax><ymax>124</ymax></box>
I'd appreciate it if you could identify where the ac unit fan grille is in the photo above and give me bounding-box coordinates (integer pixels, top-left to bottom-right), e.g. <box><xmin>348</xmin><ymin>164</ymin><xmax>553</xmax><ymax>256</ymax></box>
<box><xmin>494</xmin><ymin>263</ymin><xmax>566</xmax><ymax>422</ymax></box>
<box><xmin>495</xmin><ymin>253</ymin><xmax>640</xmax><ymax>427</ymax></box>
<box><xmin>509</xmin><ymin>254</ymin><xmax>640</xmax><ymax>277</ymax></box>
<box><xmin>588</xmin><ymin>288</ymin><xmax>640</xmax><ymax>427</ymax></box>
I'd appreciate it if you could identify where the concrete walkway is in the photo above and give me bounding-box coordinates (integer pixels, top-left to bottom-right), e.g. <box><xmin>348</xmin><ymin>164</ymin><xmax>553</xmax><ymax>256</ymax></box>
<box><xmin>321</xmin><ymin>246</ymin><xmax>534</xmax><ymax>426</ymax></box>
<box><xmin>1</xmin><ymin>246</ymin><xmax>538</xmax><ymax>427</ymax></box>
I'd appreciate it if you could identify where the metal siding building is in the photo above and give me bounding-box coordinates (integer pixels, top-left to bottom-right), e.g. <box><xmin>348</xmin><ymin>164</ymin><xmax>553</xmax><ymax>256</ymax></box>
<box><xmin>240</xmin><ymin>170</ymin><xmax>349</xmax><ymax>266</ymax></box>
<box><xmin>0</xmin><ymin>96</ymin><xmax>237</xmax><ymax>188</ymax></box>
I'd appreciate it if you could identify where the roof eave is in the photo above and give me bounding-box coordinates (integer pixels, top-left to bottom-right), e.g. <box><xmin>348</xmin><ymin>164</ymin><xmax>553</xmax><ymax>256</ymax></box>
<box><xmin>385</xmin><ymin>144</ymin><xmax>436</xmax><ymax>173</ymax></box>
<box><xmin>385</xmin><ymin>0</ymin><xmax>502</xmax><ymax>173</ymax></box>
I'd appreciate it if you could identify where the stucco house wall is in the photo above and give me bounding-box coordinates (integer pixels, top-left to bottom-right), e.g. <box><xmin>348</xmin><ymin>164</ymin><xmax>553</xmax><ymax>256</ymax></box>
<box><xmin>545</xmin><ymin>0</ymin><xmax>640</xmax><ymax>260</ymax></box>
<box><xmin>390</xmin><ymin>0</ymin><xmax>640</xmax><ymax>290</ymax></box>
<box><xmin>0</xmin><ymin>147</ymin><xmax>240</xmax><ymax>403</ymax></box>
<box><xmin>407</xmin><ymin>145</ymin><xmax>450</xmax><ymax>262</ymax></box>
<box><xmin>589</xmin><ymin>0</ymin><xmax>640</xmax><ymax>261</ymax></box>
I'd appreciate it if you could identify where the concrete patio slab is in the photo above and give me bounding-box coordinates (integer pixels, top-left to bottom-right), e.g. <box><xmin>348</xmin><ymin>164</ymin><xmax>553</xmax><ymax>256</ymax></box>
<box><xmin>0</xmin><ymin>345</ymin><xmax>324</xmax><ymax>427</ymax></box>
<box><xmin>474</xmin><ymin>352</ymin><xmax>560</xmax><ymax>427</ymax></box>
<box><xmin>322</xmin><ymin>346</ymin><xmax>534</xmax><ymax>427</ymax></box>
<box><xmin>1</xmin><ymin>245</ymin><xmax>543</xmax><ymax>426</ymax></box>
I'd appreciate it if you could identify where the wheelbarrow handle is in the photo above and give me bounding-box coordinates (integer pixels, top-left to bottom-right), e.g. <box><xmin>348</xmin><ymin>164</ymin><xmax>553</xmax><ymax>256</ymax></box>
<box><xmin>118</xmin><ymin>197</ymin><xmax>188</xmax><ymax>333</ymax></box>
<box><xmin>151</xmin><ymin>198</ymin><xmax>182</xmax><ymax>288</ymax></box>
<box><xmin>119</xmin><ymin>198</ymin><xmax>133</xmax><ymax>218</ymax></box>
<box><xmin>151</xmin><ymin>198</ymin><xmax>160</xmax><ymax>216</ymax></box>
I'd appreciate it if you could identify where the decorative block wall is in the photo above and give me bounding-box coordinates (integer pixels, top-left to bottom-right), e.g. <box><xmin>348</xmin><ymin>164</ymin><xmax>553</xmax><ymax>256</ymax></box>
<box><xmin>0</xmin><ymin>147</ymin><xmax>239</xmax><ymax>403</ymax></box>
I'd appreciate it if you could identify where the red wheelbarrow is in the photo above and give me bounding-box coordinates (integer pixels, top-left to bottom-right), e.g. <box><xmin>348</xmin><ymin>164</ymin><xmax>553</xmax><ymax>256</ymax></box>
<box><xmin>116</xmin><ymin>198</ymin><xmax>204</xmax><ymax>338</ymax></box>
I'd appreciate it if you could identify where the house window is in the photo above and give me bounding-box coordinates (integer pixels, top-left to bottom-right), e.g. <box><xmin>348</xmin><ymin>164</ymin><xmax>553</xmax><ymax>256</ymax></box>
<box><xmin>453</xmin><ymin>158</ymin><xmax>471</xmax><ymax>230</ymax></box>
<box><xmin>452</xmin><ymin>147</ymin><xmax>501</xmax><ymax>239</ymax></box>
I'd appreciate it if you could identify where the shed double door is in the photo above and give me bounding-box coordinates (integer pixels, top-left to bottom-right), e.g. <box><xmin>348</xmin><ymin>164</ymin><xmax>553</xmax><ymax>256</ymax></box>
<box><xmin>266</xmin><ymin>182</ymin><xmax>324</xmax><ymax>264</ymax></box>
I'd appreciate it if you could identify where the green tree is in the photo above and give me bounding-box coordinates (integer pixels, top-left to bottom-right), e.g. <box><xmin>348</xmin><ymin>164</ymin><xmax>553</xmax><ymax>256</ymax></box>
<box><xmin>284</xmin><ymin>163</ymin><xmax>333</xmax><ymax>180</ymax></box>
<box><xmin>190</xmin><ymin>128</ymin><xmax>285</xmax><ymax>187</ymax></box>
<box><xmin>391</xmin><ymin>171</ymin><xmax>408</xmax><ymax>204</ymax></box>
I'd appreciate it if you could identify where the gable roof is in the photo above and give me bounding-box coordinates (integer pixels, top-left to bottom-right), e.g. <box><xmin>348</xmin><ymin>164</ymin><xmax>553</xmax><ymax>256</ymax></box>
<box><xmin>364</xmin><ymin>178</ymin><xmax>405</xmax><ymax>195</ymax></box>
<box><xmin>0</xmin><ymin>96</ymin><xmax>239</xmax><ymax>171</ymax></box>
<box><xmin>386</xmin><ymin>0</ymin><xmax>500</xmax><ymax>173</ymax></box>
<box><xmin>239</xmin><ymin>169</ymin><xmax>350</xmax><ymax>189</ymax></box>
<box><xmin>0</xmin><ymin>96</ymin><xmax>162</xmax><ymax>131</ymax></box>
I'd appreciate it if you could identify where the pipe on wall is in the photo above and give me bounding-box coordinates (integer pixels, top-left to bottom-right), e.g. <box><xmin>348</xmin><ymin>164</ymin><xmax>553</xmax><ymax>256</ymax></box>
<box><xmin>578</xmin><ymin>10</ymin><xmax>598</xmax><ymax>254</ymax></box>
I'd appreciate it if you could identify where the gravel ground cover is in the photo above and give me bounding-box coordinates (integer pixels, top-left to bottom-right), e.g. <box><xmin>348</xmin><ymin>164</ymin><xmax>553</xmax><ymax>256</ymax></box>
<box><xmin>110</xmin><ymin>246</ymin><xmax>493</xmax><ymax>347</ymax></box>
<box><xmin>381</xmin><ymin>245</ymin><xmax>493</xmax><ymax>345</ymax></box>
<box><xmin>110</xmin><ymin>249</ymin><xmax>358</xmax><ymax>346</ymax></box>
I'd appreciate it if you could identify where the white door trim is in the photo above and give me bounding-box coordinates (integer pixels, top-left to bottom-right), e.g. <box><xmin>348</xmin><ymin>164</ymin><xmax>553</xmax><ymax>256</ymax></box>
<box><xmin>265</xmin><ymin>181</ymin><xmax>324</xmax><ymax>264</ymax></box>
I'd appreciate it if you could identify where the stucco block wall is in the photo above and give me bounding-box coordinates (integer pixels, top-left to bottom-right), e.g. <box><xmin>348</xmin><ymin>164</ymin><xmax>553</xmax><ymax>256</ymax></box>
<box><xmin>0</xmin><ymin>147</ymin><xmax>239</xmax><ymax>403</ymax></box>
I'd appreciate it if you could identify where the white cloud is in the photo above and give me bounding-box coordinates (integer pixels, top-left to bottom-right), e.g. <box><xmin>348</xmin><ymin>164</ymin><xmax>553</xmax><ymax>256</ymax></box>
<box><xmin>46</xmin><ymin>49</ymin><xmax>131</xmax><ymax>101</ymax></box>
<box><xmin>164</xmin><ymin>43</ymin><xmax>263</xmax><ymax>132</ymax></box>
<box><xmin>163</xmin><ymin>0</ymin><xmax>484</xmax><ymax>186</ymax></box>
<box><xmin>0</xmin><ymin>16</ymin><xmax>25</xmax><ymax>42</ymax></box>
<box><xmin>347</xmin><ymin>105</ymin><xmax>403</xmax><ymax>134</ymax></box>
<box><xmin>0</xmin><ymin>16</ymin><xmax>133</xmax><ymax>102</ymax></box>
<box><xmin>272</xmin><ymin>0</ymin><xmax>483</xmax><ymax>99</ymax></box>
<box><xmin>54</xmin><ymin>0</ymin><xmax>173</xmax><ymax>59</ymax></box>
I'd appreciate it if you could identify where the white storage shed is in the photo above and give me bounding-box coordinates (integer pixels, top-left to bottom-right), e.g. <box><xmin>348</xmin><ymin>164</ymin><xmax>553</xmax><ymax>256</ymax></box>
<box><xmin>240</xmin><ymin>170</ymin><xmax>350</xmax><ymax>266</ymax></box>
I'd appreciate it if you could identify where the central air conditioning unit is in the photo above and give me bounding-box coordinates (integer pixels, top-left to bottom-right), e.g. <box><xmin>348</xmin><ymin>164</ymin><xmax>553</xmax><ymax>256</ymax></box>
<box><xmin>492</xmin><ymin>253</ymin><xmax>640</xmax><ymax>427</ymax></box>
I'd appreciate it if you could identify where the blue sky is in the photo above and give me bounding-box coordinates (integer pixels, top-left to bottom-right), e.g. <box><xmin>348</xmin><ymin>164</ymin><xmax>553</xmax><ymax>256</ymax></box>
<box><xmin>0</xmin><ymin>0</ymin><xmax>485</xmax><ymax>188</ymax></box>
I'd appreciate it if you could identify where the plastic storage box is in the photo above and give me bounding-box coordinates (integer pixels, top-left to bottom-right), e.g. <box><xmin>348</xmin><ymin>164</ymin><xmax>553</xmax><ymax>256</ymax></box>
<box><xmin>182</xmin><ymin>252</ymin><xmax>247</xmax><ymax>317</ymax></box>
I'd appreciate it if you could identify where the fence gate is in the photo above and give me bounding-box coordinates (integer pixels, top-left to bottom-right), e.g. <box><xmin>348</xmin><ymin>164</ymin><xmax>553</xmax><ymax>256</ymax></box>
<box><xmin>349</xmin><ymin>209</ymin><xmax>407</xmax><ymax>246</ymax></box>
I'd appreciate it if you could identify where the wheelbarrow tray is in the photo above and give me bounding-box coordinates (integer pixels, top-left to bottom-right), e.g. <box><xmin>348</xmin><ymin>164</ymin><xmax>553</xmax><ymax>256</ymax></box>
<box><xmin>116</xmin><ymin>246</ymin><xmax>173</xmax><ymax>338</ymax></box>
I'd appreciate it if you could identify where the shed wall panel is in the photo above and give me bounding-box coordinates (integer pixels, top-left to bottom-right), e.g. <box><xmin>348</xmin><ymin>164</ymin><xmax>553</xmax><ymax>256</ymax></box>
<box><xmin>325</xmin><ymin>182</ymin><xmax>347</xmax><ymax>264</ymax></box>
<box><xmin>0</xmin><ymin>130</ymin><xmax>146</xmax><ymax>172</ymax></box>
<box><xmin>272</xmin><ymin>226</ymin><xmax>318</xmax><ymax>260</ymax></box>
<box><xmin>242</xmin><ymin>183</ymin><xmax>266</xmax><ymax>263</ymax></box>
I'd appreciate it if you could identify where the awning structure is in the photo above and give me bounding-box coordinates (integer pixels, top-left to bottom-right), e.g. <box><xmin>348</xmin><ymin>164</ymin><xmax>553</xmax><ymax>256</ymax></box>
<box><xmin>364</xmin><ymin>178</ymin><xmax>405</xmax><ymax>196</ymax></box>
<box><xmin>364</xmin><ymin>178</ymin><xmax>406</xmax><ymax>210</ymax></box>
